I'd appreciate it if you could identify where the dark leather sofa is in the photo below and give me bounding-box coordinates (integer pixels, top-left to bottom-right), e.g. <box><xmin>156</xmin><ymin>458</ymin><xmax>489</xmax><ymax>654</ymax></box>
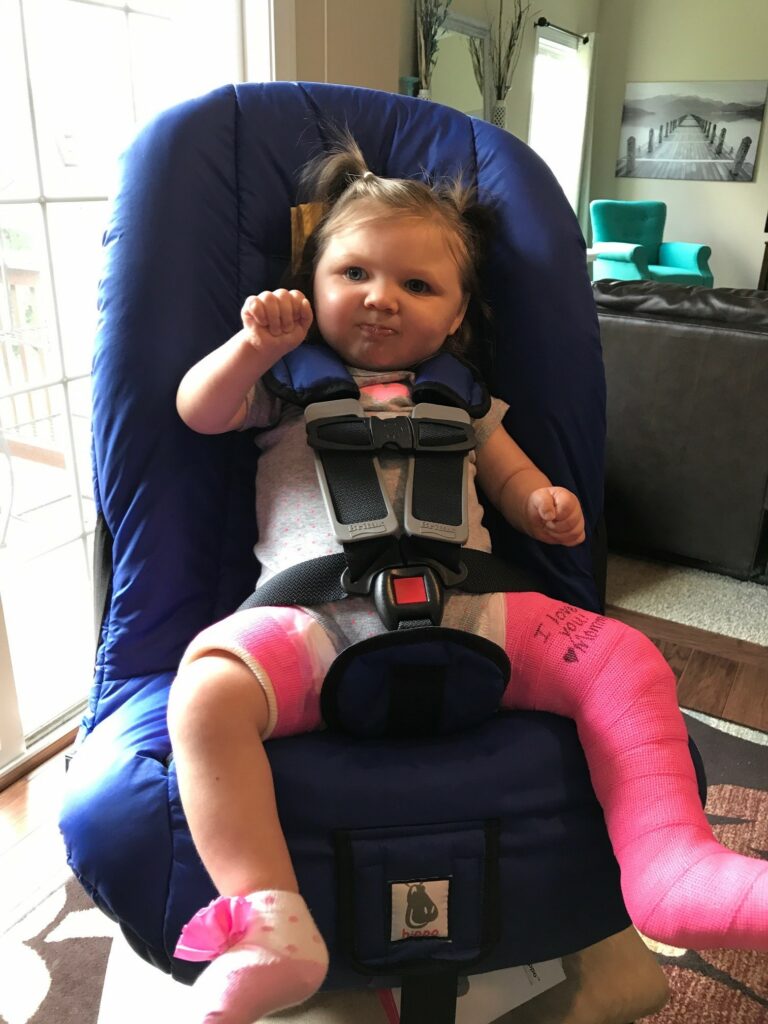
<box><xmin>594</xmin><ymin>279</ymin><xmax>768</xmax><ymax>582</ymax></box>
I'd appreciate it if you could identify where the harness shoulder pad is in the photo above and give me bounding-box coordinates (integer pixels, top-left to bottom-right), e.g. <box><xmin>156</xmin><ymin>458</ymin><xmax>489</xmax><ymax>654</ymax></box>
<box><xmin>412</xmin><ymin>352</ymin><xmax>491</xmax><ymax>419</ymax></box>
<box><xmin>263</xmin><ymin>345</ymin><xmax>359</xmax><ymax>407</ymax></box>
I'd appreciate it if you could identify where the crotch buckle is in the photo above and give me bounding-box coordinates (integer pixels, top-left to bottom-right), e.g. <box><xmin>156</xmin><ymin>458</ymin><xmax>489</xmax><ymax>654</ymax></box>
<box><xmin>373</xmin><ymin>565</ymin><xmax>444</xmax><ymax>630</ymax></box>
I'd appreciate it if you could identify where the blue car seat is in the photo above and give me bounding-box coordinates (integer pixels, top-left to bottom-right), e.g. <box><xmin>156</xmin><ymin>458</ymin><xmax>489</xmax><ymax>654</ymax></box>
<box><xmin>60</xmin><ymin>82</ymin><xmax>665</xmax><ymax>1019</ymax></box>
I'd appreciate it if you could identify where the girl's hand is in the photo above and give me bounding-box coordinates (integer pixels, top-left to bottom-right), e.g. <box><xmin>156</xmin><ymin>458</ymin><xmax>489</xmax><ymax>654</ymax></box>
<box><xmin>525</xmin><ymin>487</ymin><xmax>586</xmax><ymax>547</ymax></box>
<box><xmin>241</xmin><ymin>289</ymin><xmax>313</xmax><ymax>355</ymax></box>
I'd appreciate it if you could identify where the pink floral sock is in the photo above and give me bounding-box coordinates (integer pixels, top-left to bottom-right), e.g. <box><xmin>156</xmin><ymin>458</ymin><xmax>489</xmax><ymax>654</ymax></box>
<box><xmin>176</xmin><ymin>890</ymin><xmax>328</xmax><ymax>1024</ymax></box>
<box><xmin>500</xmin><ymin>591</ymin><xmax>768</xmax><ymax>951</ymax></box>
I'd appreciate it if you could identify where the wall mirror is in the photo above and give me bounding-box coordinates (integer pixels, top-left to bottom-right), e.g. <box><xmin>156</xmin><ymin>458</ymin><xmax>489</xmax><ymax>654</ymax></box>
<box><xmin>430</xmin><ymin>14</ymin><xmax>492</xmax><ymax>121</ymax></box>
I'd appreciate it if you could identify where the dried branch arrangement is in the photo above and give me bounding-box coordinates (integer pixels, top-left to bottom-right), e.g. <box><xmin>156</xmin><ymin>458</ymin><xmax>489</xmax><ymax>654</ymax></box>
<box><xmin>469</xmin><ymin>36</ymin><xmax>485</xmax><ymax>95</ymax></box>
<box><xmin>490</xmin><ymin>0</ymin><xmax>533</xmax><ymax>101</ymax></box>
<box><xmin>416</xmin><ymin>0</ymin><xmax>453</xmax><ymax>91</ymax></box>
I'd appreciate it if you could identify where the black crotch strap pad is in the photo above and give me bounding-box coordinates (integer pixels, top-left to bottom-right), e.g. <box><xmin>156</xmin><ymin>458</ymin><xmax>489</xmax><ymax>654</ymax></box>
<box><xmin>320</xmin><ymin>627</ymin><xmax>511</xmax><ymax>738</ymax></box>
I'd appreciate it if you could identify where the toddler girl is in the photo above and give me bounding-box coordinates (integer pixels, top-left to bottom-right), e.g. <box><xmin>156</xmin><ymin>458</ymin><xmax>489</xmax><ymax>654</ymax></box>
<box><xmin>170</xmin><ymin>141</ymin><xmax>767</xmax><ymax>1024</ymax></box>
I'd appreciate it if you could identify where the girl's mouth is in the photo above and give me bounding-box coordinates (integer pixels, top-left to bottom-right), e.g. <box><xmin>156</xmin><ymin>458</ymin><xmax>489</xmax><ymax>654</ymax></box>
<box><xmin>358</xmin><ymin>323</ymin><xmax>396</xmax><ymax>338</ymax></box>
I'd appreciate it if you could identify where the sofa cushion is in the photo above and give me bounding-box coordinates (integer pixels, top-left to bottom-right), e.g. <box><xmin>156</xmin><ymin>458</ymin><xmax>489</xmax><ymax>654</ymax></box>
<box><xmin>594</xmin><ymin>281</ymin><xmax>768</xmax><ymax>579</ymax></box>
<box><xmin>593</xmin><ymin>280</ymin><xmax>768</xmax><ymax>330</ymax></box>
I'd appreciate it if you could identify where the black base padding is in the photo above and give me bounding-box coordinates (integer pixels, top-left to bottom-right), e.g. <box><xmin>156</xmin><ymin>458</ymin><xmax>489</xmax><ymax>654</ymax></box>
<box><xmin>321</xmin><ymin>627</ymin><xmax>510</xmax><ymax>737</ymax></box>
<box><xmin>401</xmin><ymin>970</ymin><xmax>459</xmax><ymax>1024</ymax></box>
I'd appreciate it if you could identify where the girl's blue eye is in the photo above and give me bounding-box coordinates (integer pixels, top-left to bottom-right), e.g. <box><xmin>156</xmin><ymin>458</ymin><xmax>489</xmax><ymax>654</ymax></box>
<box><xmin>345</xmin><ymin>266</ymin><xmax>366</xmax><ymax>281</ymax></box>
<box><xmin>405</xmin><ymin>279</ymin><xmax>430</xmax><ymax>294</ymax></box>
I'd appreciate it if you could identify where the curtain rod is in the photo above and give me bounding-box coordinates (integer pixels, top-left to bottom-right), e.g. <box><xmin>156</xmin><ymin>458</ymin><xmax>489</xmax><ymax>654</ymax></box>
<box><xmin>535</xmin><ymin>16</ymin><xmax>589</xmax><ymax>44</ymax></box>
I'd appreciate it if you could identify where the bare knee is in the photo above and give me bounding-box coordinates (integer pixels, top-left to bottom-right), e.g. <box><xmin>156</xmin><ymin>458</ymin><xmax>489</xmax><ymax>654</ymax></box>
<box><xmin>168</xmin><ymin>653</ymin><xmax>270</xmax><ymax>743</ymax></box>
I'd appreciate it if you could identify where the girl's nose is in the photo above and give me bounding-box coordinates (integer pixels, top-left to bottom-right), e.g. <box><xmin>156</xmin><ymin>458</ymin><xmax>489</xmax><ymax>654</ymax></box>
<box><xmin>363</xmin><ymin>280</ymin><xmax>398</xmax><ymax>312</ymax></box>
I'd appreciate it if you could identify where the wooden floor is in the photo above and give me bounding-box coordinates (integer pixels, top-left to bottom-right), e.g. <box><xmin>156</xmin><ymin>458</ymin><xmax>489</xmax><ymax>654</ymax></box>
<box><xmin>0</xmin><ymin>738</ymin><xmax>73</xmax><ymax>929</ymax></box>
<box><xmin>606</xmin><ymin>605</ymin><xmax>768</xmax><ymax>732</ymax></box>
<box><xmin>1</xmin><ymin>609</ymin><xmax>766</xmax><ymax>932</ymax></box>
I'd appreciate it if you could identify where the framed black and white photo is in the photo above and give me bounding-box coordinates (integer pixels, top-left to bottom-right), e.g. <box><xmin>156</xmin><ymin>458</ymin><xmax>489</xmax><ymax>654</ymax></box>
<box><xmin>615</xmin><ymin>80</ymin><xmax>768</xmax><ymax>181</ymax></box>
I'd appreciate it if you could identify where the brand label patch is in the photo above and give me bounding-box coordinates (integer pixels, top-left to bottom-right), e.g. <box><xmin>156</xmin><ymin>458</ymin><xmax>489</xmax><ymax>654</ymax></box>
<box><xmin>390</xmin><ymin>878</ymin><xmax>450</xmax><ymax>941</ymax></box>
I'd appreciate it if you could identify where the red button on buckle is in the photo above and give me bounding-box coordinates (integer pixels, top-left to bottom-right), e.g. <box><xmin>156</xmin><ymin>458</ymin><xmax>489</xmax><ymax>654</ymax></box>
<box><xmin>392</xmin><ymin>576</ymin><xmax>428</xmax><ymax>605</ymax></box>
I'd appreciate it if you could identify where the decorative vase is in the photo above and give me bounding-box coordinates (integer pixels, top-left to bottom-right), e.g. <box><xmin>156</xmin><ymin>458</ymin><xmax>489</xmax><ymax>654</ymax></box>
<box><xmin>491</xmin><ymin>99</ymin><xmax>507</xmax><ymax>128</ymax></box>
<box><xmin>418</xmin><ymin>88</ymin><xmax>431</xmax><ymax>100</ymax></box>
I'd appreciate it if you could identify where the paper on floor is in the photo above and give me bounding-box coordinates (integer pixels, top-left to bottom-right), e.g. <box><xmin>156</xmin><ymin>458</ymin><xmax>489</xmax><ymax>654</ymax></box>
<box><xmin>389</xmin><ymin>958</ymin><xmax>566</xmax><ymax>1023</ymax></box>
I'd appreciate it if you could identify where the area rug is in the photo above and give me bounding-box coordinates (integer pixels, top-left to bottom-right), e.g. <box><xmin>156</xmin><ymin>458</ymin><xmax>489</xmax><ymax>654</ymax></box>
<box><xmin>1</xmin><ymin>710</ymin><xmax>765</xmax><ymax>1024</ymax></box>
<box><xmin>640</xmin><ymin>710</ymin><xmax>768</xmax><ymax>1024</ymax></box>
<box><xmin>606</xmin><ymin>553</ymin><xmax>768</xmax><ymax>646</ymax></box>
<box><xmin>0</xmin><ymin>873</ymin><xmax>117</xmax><ymax>1024</ymax></box>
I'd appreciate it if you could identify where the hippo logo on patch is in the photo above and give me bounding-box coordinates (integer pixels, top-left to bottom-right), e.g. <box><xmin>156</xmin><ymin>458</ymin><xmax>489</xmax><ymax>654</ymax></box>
<box><xmin>391</xmin><ymin>878</ymin><xmax>450</xmax><ymax>941</ymax></box>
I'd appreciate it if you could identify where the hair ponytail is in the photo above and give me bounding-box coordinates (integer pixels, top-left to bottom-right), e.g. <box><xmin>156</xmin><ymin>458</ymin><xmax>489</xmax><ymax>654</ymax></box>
<box><xmin>299</xmin><ymin>128</ymin><xmax>372</xmax><ymax>208</ymax></box>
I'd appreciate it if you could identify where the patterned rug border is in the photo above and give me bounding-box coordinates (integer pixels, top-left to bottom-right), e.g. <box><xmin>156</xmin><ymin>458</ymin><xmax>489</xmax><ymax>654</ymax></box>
<box><xmin>0</xmin><ymin>874</ymin><xmax>117</xmax><ymax>1024</ymax></box>
<box><xmin>682</xmin><ymin>708</ymin><xmax>768</xmax><ymax>745</ymax></box>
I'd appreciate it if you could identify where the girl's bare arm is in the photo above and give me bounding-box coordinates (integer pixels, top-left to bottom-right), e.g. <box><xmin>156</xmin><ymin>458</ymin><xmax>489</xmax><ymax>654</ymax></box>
<box><xmin>176</xmin><ymin>290</ymin><xmax>312</xmax><ymax>434</ymax></box>
<box><xmin>475</xmin><ymin>425</ymin><xmax>585</xmax><ymax>546</ymax></box>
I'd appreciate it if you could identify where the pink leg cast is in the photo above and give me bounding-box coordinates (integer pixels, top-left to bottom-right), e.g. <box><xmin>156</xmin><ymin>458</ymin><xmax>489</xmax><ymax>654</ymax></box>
<box><xmin>179</xmin><ymin>605</ymin><xmax>336</xmax><ymax>738</ymax></box>
<box><xmin>500</xmin><ymin>591</ymin><xmax>768</xmax><ymax>951</ymax></box>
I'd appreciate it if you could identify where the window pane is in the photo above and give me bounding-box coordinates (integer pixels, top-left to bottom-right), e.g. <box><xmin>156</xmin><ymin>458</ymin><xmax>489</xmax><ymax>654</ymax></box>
<box><xmin>528</xmin><ymin>37</ymin><xmax>590</xmax><ymax>211</ymax></box>
<box><xmin>67</xmin><ymin>375</ymin><xmax>95</xmax><ymax>531</ymax></box>
<box><xmin>0</xmin><ymin>0</ymin><xmax>244</xmax><ymax>750</ymax></box>
<box><xmin>131</xmin><ymin>4</ymin><xmax>242</xmax><ymax>114</ymax></box>
<box><xmin>129</xmin><ymin>10</ymin><xmax>179</xmax><ymax>126</ymax></box>
<box><xmin>130</xmin><ymin>0</ymin><xmax>178</xmax><ymax>16</ymax></box>
<box><xmin>2</xmin><ymin>538</ymin><xmax>93</xmax><ymax>736</ymax></box>
<box><xmin>47</xmin><ymin>200</ymin><xmax>106</xmax><ymax>378</ymax></box>
<box><xmin>0</xmin><ymin>0</ymin><xmax>40</xmax><ymax>199</ymax></box>
<box><xmin>24</xmin><ymin>0</ymin><xmax>134</xmax><ymax>197</ymax></box>
<box><xmin>0</xmin><ymin>382</ymin><xmax>83</xmax><ymax>559</ymax></box>
<box><xmin>95</xmin><ymin>0</ymin><xmax>178</xmax><ymax>12</ymax></box>
<box><xmin>0</xmin><ymin>203</ymin><xmax>62</xmax><ymax>389</ymax></box>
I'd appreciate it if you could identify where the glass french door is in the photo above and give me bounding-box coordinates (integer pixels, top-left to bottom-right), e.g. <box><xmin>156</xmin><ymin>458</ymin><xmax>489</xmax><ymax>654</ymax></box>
<box><xmin>0</xmin><ymin>0</ymin><xmax>248</xmax><ymax>773</ymax></box>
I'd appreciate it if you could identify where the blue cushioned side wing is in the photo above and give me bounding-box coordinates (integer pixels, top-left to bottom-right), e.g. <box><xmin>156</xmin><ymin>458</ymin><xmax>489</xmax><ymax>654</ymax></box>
<box><xmin>472</xmin><ymin>118</ymin><xmax>603</xmax><ymax>610</ymax></box>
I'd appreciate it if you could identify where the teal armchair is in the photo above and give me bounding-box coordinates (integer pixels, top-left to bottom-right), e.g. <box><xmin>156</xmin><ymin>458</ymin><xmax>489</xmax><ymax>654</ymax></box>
<box><xmin>590</xmin><ymin>200</ymin><xmax>713</xmax><ymax>286</ymax></box>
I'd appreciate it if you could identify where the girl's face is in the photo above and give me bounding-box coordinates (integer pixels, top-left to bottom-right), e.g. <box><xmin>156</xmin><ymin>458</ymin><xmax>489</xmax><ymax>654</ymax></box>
<box><xmin>312</xmin><ymin>214</ymin><xmax>468</xmax><ymax>371</ymax></box>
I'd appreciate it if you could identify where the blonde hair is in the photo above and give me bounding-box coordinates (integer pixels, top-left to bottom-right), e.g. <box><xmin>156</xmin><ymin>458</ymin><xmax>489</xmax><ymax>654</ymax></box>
<box><xmin>294</xmin><ymin>133</ymin><xmax>496</xmax><ymax>360</ymax></box>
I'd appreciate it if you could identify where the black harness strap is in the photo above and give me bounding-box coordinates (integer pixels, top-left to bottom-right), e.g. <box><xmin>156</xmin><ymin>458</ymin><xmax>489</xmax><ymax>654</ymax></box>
<box><xmin>255</xmin><ymin>355</ymin><xmax>526</xmax><ymax>630</ymax></box>
<box><xmin>237</xmin><ymin>549</ymin><xmax>541</xmax><ymax>612</ymax></box>
<box><xmin>404</xmin><ymin>405</ymin><xmax>471</xmax><ymax>543</ymax></box>
<box><xmin>306</xmin><ymin>401</ymin><xmax>474</xmax><ymax>555</ymax></box>
<box><xmin>410</xmin><ymin>450</ymin><xmax>463</xmax><ymax>525</ymax></box>
<box><xmin>320</xmin><ymin>450</ymin><xmax>390</xmax><ymax>526</ymax></box>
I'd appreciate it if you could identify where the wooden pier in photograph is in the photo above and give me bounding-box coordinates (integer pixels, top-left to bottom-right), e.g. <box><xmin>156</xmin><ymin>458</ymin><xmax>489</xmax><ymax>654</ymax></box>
<box><xmin>617</xmin><ymin>114</ymin><xmax>754</xmax><ymax>180</ymax></box>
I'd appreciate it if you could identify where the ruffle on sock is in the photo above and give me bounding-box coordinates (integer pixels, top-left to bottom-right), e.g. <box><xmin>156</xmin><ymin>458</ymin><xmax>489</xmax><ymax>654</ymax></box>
<box><xmin>175</xmin><ymin>895</ymin><xmax>258</xmax><ymax>962</ymax></box>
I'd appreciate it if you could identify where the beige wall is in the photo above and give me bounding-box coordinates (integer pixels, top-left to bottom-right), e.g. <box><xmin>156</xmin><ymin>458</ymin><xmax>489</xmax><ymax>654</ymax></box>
<box><xmin>294</xmin><ymin>0</ymin><xmax>408</xmax><ymax>93</ymax></box>
<box><xmin>400</xmin><ymin>0</ymin><xmax>416</xmax><ymax>81</ymax></box>
<box><xmin>291</xmin><ymin>1</ymin><xmax>600</xmax><ymax>117</ymax></box>
<box><xmin>449</xmin><ymin>0</ymin><xmax>601</xmax><ymax>138</ymax></box>
<box><xmin>290</xmin><ymin>1</ymin><xmax>767</xmax><ymax>288</ymax></box>
<box><xmin>590</xmin><ymin>0</ymin><xmax>768</xmax><ymax>288</ymax></box>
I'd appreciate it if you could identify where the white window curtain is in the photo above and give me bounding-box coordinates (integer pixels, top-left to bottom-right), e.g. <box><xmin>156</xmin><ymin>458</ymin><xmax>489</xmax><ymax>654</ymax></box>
<box><xmin>527</xmin><ymin>23</ymin><xmax>594</xmax><ymax>219</ymax></box>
